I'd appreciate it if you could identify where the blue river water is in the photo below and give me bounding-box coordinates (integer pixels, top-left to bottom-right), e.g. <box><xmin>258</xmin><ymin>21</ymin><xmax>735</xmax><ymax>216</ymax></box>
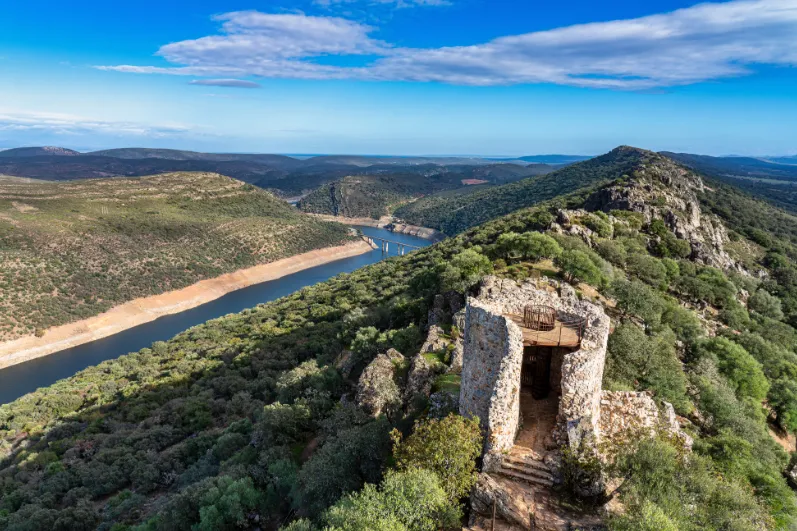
<box><xmin>0</xmin><ymin>226</ymin><xmax>433</xmax><ymax>404</ymax></box>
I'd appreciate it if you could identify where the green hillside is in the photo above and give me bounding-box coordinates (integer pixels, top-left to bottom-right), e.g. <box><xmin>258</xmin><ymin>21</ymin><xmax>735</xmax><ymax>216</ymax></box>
<box><xmin>394</xmin><ymin>146</ymin><xmax>653</xmax><ymax>234</ymax></box>
<box><xmin>297</xmin><ymin>174</ymin><xmax>439</xmax><ymax>218</ymax></box>
<box><xmin>5</xmin><ymin>150</ymin><xmax>797</xmax><ymax>530</ymax></box>
<box><xmin>0</xmin><ymin>173</ymin><xmax>352</xmax><ymax>340</ymax></box>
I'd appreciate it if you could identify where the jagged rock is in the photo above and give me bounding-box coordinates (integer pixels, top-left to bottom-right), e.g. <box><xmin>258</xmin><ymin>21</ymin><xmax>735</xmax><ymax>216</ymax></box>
<box><xmin>453</xmin><ymin>308</ymin><xmax>466</xmax><ymax>331</ymax></box>
<box><xmin>470</xmin><ymin>473</ymin><xmax>533</xmax><ymax>529</ymax></box>
<box><xmin>428</xmin><ymin>390</ymin><xmax>460</xmax><ymax>419</ymax></box>
<box><xmin>420</xmin><ymin>324</ymin><xmax>449</xmax><ymax>354</ymax></box>
<box><xmin>334</xmin><ymin>350</ymin><xmax>356</xmax><ymax>379</ymax></box>
<box><xmin>787</xmin><ymin>463</ymin><xmax>797</xmax><ymax>489</ymax></box>
<box><xmin>448</xmin><ymin>337</ymin><xmax>464</xmax><ymax>374</ymax></box>
<box><xmin>385</xmin><ymin>348</ymin><xmax>405</xmax><ymax>363</ymax></box>
<box><xmin>583</xmin><ymin>153</ymin><xmax>740</xmax><ymax>272</ymax></box>
<box><xmin>405</xmin><ymin>353</ymin><xmax>440</xmax><ymax>402</ymax></box>
<box><xmin>428</xmin><ymin>294</ymin><xmax>447</xmax><ymax>327</ymax></box>
<box><xmin>428</xmin><ymin>291</ymin><xmax>466</xmax><ymax>326</ymax></box>
<box><xmin>356</xmin><ymin>352</ymin><xmax>402</xmax><ymax>418</ymax></box>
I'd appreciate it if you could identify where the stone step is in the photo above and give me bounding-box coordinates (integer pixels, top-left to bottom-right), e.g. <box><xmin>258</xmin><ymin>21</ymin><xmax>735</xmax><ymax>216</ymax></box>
<box><xmin>498</xmin><ymin>466</ymin><xmax>555</xmax><ymax>487</ymax></box>
<box><xmin>503</xmin><ymin>453</ymin><xmax>550</xmax><ymax>472</ymax></box>
<box><xmin>501</xmin><ymin>461</ymin><xmax>555</xmax><ymax>483</ymax></box>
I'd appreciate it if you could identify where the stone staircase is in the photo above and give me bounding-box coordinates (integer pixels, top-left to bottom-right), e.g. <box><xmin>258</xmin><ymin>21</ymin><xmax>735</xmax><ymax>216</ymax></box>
<box><xmin>498</xmin><ymin>445</ymin><xmax>555</xmax><ymax>488</ymax></box>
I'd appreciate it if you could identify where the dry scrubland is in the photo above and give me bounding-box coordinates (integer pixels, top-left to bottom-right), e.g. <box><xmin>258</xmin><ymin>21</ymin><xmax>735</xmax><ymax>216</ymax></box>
<box><xmin>0</xmin><ymin>173</ymin><xmax>352</xmax><ymax>341</ymax></box>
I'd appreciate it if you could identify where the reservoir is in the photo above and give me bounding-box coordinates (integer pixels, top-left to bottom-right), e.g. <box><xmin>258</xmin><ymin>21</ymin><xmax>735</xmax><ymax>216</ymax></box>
<box><xmin>0</xmin><ymin>226</ymin><xmax>433</xmax><ymax>404</ymax></box>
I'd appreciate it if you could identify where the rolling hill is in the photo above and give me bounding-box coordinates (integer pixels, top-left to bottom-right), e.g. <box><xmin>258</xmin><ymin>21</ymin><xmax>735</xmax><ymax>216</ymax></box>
<box><xmin>5</xmin><ymin>147</ymin><xmax>797</xmax><ymax>530</ymax></box>
<box><xmin>394</xmin><ymin>145</ymin><xmax>651</xmax><ymax>235</ymax></box>
<box><xmin>0</xmin><ymin>173</ymin><xmax>352</xmax><ymax>341</ymax></box>
<box><xmin>297</xmin><ymin>163</ymin><xmax>545</xmax><ymax>218</ymax></box>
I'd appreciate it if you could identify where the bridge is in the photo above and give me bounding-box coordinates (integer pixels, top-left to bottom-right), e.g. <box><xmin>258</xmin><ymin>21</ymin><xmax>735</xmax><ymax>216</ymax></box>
<box><xmin>362</xmin><ymin>236</ymin><xmax>422</xmax><ymax>256</ymax></box>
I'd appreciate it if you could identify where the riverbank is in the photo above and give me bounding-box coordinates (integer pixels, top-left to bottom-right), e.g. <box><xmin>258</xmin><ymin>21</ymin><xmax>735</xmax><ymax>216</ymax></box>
<box><xmin>308</xmin><ymin>214</ymin><xmax>445</xmax><ymax>242</ymax></box>
<box><xmin>0</xmin><ymin>240</ymin><xmax>373</xmax><ymax>370</ymax></box>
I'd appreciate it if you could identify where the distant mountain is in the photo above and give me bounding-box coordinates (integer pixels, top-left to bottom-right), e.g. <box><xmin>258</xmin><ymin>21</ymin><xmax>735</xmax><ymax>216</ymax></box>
<box><xmin>764</xmin><ymin>156</ymin><xmax>797</xmax><ymax>165</ymax></box>
<box><xmin>663</xmin><ymin>151</ymin><xmax>797</xmax><ymax>216</ymax></box>
<box><xmin>88</xmin><ymin>148</ymin><xmax>304</xmax><ymax>170</ymax></box>
<box><xmin>0</xmin><ymin>146</ymin><xmax>80</xmax><ymax>157</ymax></box>
<box><xmin>514</xmin><ymin>154</ymin><xmax>593</xmax><ymax>164</ymax></box>
<box><xmin>663</xmin><ymin>152</ymin><xmax>797</xmax><ymax>182</ymax></box>
<box><xmin>394</xmin><ymin>146</ymin><xmax>649</xmax><ymax>234</ymax></box>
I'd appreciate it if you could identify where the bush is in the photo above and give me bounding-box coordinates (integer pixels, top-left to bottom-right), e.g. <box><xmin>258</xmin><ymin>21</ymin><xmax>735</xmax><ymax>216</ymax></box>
<box><xmin>321</xmin><ymin>469</ymin><xmax>460</xmax><ymax>531</ymax></box>
<box><xmin>391</xmin><ymin>414</ymin><xmax>482</xmax><ymax>502</ymax></box>
<box><xmin>694</xmin><ymin>338</ymin><xmax>769</xmax><ymax>402</ymax></box>
<box><xmin>626</xmin><ymin>254</ymin><xmax>668</xmax><ymax>287</ymax></box>
<box><xmin>605</xmin><ymin>324</ymin><xmax>689</xmax><ymax>412</ymax></box>
<box><xmin>610</xmin><ymin>279</ymin><xmax>665</xmax><ymax>328</ymax></box>
<box><xmin>439</xmin><ymin>249</ymin><xmax>493</xmax><ymax>293</ymax></box>
<box><xmin>748</xmin><ymin>290</ymin><xmax>784</xmax><ymax>321</ymax></box>
<box><xmin>595</xmin><ymin>239</ymin><xmax>627</xmax><ymax>266</ymax></box>
<box><xmin>555</xmin><ymin>250</ymin><xmax>604</xmax><ymax>286</ymax></box>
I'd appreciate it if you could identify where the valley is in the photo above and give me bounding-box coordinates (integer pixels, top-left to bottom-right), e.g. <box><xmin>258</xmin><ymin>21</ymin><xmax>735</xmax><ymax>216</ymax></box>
<box><xmin>4</xmin><ymin>146</ymin><xmax>797</xmax><ymax>531</ymax></box>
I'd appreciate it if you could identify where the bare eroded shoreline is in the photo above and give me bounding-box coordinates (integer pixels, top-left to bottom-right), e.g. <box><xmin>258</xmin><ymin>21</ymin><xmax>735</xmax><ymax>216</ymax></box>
<box><xmin>0</xmin><ymin>240</ymin><xmax>373</xmax><ymax>370</ymax></box>
<box><xmin>307</xmin><ymin>214</ymin><xmax>445</xmax><ymax>242</ymax></box>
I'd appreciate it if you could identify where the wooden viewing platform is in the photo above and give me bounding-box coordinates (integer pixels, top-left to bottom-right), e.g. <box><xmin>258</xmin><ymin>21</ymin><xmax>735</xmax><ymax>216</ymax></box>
<box><xmin>506</xmin><ymin>313</ymin><xmax>583</xmax><ymax>348</ymax></box>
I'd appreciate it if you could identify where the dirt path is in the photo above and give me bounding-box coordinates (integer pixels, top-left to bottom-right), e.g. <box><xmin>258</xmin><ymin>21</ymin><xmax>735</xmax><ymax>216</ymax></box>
<box><xmin>0</xmin><ymin>240</ymin><xmax>373</xmax><ymax>370</ymax></box>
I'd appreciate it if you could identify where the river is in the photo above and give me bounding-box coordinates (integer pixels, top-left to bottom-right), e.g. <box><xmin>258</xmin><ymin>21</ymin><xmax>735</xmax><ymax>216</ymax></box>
<box><xmin>0</xmin><ymin>226</ymin><xmax>433</xmax><ymax>404</ymax></box>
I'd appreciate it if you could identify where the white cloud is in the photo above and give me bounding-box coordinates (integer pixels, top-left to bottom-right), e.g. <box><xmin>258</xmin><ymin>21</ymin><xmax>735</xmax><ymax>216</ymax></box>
<box><xmin>189</xmin><ymin>78</ymin><xmax>261</xmax><ymax>88</ymax></box>
<box><xmin>314</xmin><ymin>0</ymin><xmax>451</xmax><ymax>7</ymax></box>
<box><xmin>97</xmin><ymin>0</ymin><xmax>797</xmax><ymax>89</ymax></box>
<box><xmin>0</xmin><ymin>110</ymin><xmax>192</xmax><ymax>138</ymax></box>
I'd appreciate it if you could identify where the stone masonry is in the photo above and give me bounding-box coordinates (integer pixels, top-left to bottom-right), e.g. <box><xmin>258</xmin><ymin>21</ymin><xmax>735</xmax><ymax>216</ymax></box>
<box><xmin>460</xmin><ymin>276</ymin><xmax>611</xmax><ymax>471</ymax></box>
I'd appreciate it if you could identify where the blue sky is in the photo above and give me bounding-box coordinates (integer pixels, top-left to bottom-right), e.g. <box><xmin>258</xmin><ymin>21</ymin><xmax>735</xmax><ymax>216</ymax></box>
<box><xmin>1</xmin><ymin>0</ymin><xmax>796</xmax><ymax>156</ymax></box>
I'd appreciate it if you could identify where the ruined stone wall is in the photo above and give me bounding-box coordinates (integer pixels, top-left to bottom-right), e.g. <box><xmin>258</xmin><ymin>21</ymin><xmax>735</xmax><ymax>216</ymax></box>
<box><xmin>459</xmin><ymin>298</ymin><xmax>524</xmax><ymax>468</ymax></box>
<box><xmin>475</xmin><ymin>277</ymin><xmax>611</xmax><ymax>449</ymax></box>
<box><xmin>599</xmin><ymin>391</ymin><xmax>693</xmax><ymax>451</ymax></box>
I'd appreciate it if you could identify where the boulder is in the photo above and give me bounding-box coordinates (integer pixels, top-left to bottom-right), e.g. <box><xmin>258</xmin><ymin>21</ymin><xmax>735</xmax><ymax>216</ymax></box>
<box><xmin>356</xmin><ymin>352</ymin><xmax>402</xmax><ymax>417</ymax></box>
<box><xmin>420</xmin><ymin>324</ymin><xmax>449</xmax><ymax>354</ymax></box>
<box><xmin>470</xmin><ymin>473</ymin><xmax>533</xmax><ymax>529</ymax></box>
<box><xmin>428</xmin><ymin>390</ymin><xmax>460</xmax><ymax>419</ymax></box>
<box><xmin>405</xmin><ymin>353</ymin><xmax>439</xmax><ymax>402</ymax></box>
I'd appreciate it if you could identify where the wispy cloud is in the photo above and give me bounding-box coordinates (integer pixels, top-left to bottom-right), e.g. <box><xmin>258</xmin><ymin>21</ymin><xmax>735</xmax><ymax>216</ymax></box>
<box><xmin>0</xmin><ymin>110</ymin><xmax>192</xmax><ymax>137</ymax></box>
<box><xmin>97</xmin><ymin>0</ymin><xmax>797</xmax><ymax>89</ymax></box>
<box><xmin>189</xmin><ymin>78</ymin><xmax>261</xmax><ymax>88</ymax></box>
<box><xmin>313</xmin><ymin>0</ymin><xmax>451</xmax><ymax>7</ymax></box>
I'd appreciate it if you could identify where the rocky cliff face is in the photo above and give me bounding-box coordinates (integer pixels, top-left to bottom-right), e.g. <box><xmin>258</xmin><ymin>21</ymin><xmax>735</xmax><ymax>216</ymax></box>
<box><xmin>583</xmin><ymin>149</ymin><xmax>739</xmax><ymax>271</ymax></box>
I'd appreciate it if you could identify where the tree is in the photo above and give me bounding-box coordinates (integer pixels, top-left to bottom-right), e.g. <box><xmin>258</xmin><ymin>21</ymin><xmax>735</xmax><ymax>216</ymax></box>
<box><xmin>748</xmin><ymin>289</ymin><xmax>784</xmax><ymax>321</ymax></box>
<box><xmin>555</xmin><ymin>250</ymin><xmax>603</xmax><ymax>286</ymax></box>
<box><xmin>391</xmin><ymin>414</ymin><xmax>482</xmax><ymax>502</ymax></box>
<box><xmin>610</xmin><ymin>279</ymin><xmax>665</xmax><ymax>328</ymax></box>
<box><xmin>321</xmin><ymin>469</ymin><xmax>460</xmax><ymax>531</ymax></box>
<box><xmin>520</xmin><ymin>232</ymin><xmax>562</xmax><ymax>261</ymax></box>
<box><xmin>440</xmin><ymin>249</ymin><xmax>493</xmax><ymax>293</ymax></box>
<box><xmin>694</xmin><ymin>338</ymin><xmax>769</xmax><ymax>402</ymax></box>
<box><xmin>626</xmin><ymin>254</ymin><xmax>668</xmax><ymax>287</ymax></box>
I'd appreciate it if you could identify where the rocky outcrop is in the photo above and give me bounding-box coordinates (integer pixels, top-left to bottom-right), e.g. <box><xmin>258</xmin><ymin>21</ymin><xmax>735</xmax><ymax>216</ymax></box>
<box><xmin>428</xmin><ymin>389</ymin><xmax>460</xmax><ymax>419</ymax></box>
<box><xmin>356</xmin><ymin>350</ymin><xmax>404</xmax><ymax>418</ymax></box>
<box><xmin>420</xmin><ymin>324</ymin><xmax>448</xmax><ymax>354</ymax></box>
<box><xmin>470</xmin><ymin>473</ymin><xmax>534</xmax><ymax>529</ymax></box>
<box><xmin>405</xmin><ymin>353</ymin><xmax>440</xmax><ymax>403</ymax></box>
<box><xmin>599</xmin><ymin>391</ymin><xmax>693</xmax><ymax>451</ymax></box>
<box><xmin>583</xmin><ymin>154</ymin><xmax>739</xmax><ymax>271</ymax></box>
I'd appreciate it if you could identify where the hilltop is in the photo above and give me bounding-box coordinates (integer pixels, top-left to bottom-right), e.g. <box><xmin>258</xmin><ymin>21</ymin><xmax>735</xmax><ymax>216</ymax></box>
<box><xmin>0</xmin><ymin>172</ymin><xmax>352</xmax><ymax>341</ymax></box>
<box><xmin>394</xmin><ymin>145</ymin><xmax>652</xmax><ymax>234</ymax></box>
<box><xmin>0</xmin><ymin>146</ymin><xmax>80</xmax><ymax>157</ymax></box>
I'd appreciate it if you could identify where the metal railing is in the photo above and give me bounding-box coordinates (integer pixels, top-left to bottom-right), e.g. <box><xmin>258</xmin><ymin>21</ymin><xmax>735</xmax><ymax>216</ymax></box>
<box><xmin>522</xmin><ymin>304</ymin><xmax>587</xmax><ymax>347</ymax></box>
